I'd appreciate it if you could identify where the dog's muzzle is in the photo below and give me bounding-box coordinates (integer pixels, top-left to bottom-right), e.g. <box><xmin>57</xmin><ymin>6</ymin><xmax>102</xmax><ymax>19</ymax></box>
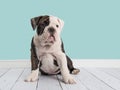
<box><xmin>48</xmin><ymin>27</ymin><xmax>55</xmax><ymax>35</ymax></box>
<box><xmin>45</xmin><ymin>27</ymin><xmax>56</xmax><ymax>44</ymax></box>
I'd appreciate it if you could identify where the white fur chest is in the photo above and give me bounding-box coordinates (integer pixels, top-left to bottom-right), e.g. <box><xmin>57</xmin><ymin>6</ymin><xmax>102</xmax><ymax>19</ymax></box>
<box><xmin>35</xmin><ymin>41</ymin><xmax>61</xmax><ymax>60</ymax></box>
<box><xmin>35</xmin><ymin>41</ymin><xmax>61</xmax><ymax>74</ymax></box>
<box><xmin>39</xmin><ymin>53</ymin><xmax>60</xmax><ymax>74</ymax></box>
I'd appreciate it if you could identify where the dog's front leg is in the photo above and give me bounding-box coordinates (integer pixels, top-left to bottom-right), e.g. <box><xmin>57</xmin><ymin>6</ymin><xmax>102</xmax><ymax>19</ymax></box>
<box><xmin>25</xmin><ymin>49</ymin><xmax>39</xmax><ymax>82</ymax></box>
<box><xmin>56</xmin><ymin>52</ymin><xmax>76</xmax><ymax>84</ymax></box>
<box><xmin>25</xmin><ymin>39</ymin><xmax>39</xmax><ymax>82</ymax></box>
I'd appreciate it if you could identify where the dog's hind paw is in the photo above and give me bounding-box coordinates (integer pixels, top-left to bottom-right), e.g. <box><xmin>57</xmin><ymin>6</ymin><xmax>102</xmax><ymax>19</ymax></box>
<box><xmin>72</xmin><ymin>68</ymin><xmax>80</xmax><ymax>75</ymax></box>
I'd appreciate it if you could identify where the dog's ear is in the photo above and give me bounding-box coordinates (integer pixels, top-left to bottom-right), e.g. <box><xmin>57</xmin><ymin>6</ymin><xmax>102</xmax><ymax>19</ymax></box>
<box><xmin>31</xmin><ymin>16</ymin><xmax>43</xmax><ymax>30</ymax></box>
<box><xmin>57</xmin><ymin>18</ymin><xmax>64</xmax><ymax>29</ymax></box>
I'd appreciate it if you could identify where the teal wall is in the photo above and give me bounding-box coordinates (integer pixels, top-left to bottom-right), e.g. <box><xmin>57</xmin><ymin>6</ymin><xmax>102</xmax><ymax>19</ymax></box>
<box><xmin>0</xmin><ymin>0</ymin><xmax>120</xmax><ymax>60</ymax></box>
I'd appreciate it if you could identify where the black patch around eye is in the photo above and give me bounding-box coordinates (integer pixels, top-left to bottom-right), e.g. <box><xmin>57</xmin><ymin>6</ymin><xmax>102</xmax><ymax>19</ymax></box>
<box><xmin>56</xmin><ymin>25</ymin><xmax>59</xmax><ymax>28</ymax></box>
<box><xmin>36</xmin><ymin>16</ymin><xmax>50</xmax><ymax>35</ymax></box>
<box><xmin>37</xmin><ymin>25</ymin><xmax>44</xmax><ymax>35</ymax></box>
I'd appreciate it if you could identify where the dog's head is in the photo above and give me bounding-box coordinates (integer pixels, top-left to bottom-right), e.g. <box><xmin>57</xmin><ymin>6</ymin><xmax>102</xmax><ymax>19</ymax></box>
<box><xmin>31</xmin><ymin>15</ymin><xmax>64</xmax><ymax>46</ymax></box>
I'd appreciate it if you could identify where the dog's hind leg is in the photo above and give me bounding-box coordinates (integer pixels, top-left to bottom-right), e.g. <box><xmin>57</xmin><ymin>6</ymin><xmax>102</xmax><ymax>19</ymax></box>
<box><xmin>66</xmin><ymin>55</ymin><xmax>80</xmax><ymax>74</ymax></box>
<box><xmin>61</xmin><ymin>41</ymin><xmax>80</xmax><ymax>74</ymax></box>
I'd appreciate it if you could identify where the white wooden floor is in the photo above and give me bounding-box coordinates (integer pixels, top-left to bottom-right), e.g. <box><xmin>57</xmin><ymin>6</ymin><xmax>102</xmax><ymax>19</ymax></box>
<box><xmin>0</xmin><ymin>68</ymin><xmax>120</xmax><ymax>90</ymax></box>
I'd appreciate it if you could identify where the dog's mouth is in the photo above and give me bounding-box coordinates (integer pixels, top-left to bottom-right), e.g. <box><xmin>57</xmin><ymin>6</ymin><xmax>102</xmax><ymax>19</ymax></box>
<box><xmin>49</xmin><ymin>35</ymin><xmax>55</xmax><ymax>42</ymax></box>
<box><xmin>45</xmin><ymin>35</ymin><xmax>55</xmax><ymax>44</ymax></box>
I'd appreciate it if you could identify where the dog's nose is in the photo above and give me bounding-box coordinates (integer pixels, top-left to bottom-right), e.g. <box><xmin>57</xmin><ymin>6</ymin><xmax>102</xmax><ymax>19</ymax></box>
<box><xmin>48</xmin><ymin>27</ymin><xmax>55</xmax><ymax>34</ymax></box>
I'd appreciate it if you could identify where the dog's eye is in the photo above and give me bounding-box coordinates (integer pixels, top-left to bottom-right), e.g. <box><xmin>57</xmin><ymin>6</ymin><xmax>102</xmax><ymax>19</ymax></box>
<box><xmin>44</xmin><ymin>20</ymin><xmax>49</xmax><ymax>25</ymax></box>
<box><xmin>56</xmin><ymin>25</ymin><xmax>59</xmax><ymax>28</ymax></box>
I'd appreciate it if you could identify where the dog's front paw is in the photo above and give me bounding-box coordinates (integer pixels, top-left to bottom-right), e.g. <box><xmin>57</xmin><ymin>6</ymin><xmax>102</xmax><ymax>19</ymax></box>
<box><xmin>63</xmin><ymin>75</ymin><xmax>76</xmax><ymax>84</ymax></box>
<box><xmin>24</xmin><ymin>73</ymin><xmax>38</xmax><ymax>82</ymax></box>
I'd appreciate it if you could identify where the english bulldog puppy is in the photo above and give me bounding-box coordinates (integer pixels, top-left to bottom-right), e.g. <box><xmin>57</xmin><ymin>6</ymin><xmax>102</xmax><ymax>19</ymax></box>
<box><xmin>25</xmin><ymin>15</ymin><xmax>80</xmax><ymax>84</ymax></box>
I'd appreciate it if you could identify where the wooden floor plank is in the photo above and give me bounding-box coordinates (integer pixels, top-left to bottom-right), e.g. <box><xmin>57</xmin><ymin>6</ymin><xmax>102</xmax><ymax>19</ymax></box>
<box><xmin>37</xmin><ymin>75</ymin><xmax>62</xmax><ymax>90</ymax></box>
<box><xmin>77</xmin><ymin>68</ymin><xmax>115</xmax><ymax>90</ymax></box>
<box><xmin>11</xmin><ymin>68</ymin><xmax>38</xmax><ymax>90</ymax></box>
<box><xmin>57</xmin><ymin>74</ymin><xmax>88</xmax><ymax>90</ymax></box>
<box><xmin>85</xmin><ymin>68</ymin><xmax>120</xmax><ymax>90</ymax></box>
<box><xmin>0</xmin><ymin>68</ymin><xmax>24</xmax><ymax>90</ymax></box>
<box><xmin>0</xmin><ymin>68</ymin><xmax>10</xmax><ymax>78</ymax></box>
<box><xmin>97</xmin><ymin>68</ymin><xmax>120</xmax><ymax>80</ymax></box>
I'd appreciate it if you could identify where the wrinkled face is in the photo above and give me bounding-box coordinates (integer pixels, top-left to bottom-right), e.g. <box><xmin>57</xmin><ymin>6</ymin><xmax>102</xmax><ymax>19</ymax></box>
<box><xmin>31</xmin><ymin>15</ymin><xmax>64</xmax><ymax>46</ymax></box>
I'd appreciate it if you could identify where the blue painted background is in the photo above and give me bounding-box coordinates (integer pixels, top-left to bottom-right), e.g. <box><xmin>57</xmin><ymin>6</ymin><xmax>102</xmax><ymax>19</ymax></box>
<box><xmin>0</xmin><ymin>0</ymin><xmax>120</xmax><ymax>60</ymax></box>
